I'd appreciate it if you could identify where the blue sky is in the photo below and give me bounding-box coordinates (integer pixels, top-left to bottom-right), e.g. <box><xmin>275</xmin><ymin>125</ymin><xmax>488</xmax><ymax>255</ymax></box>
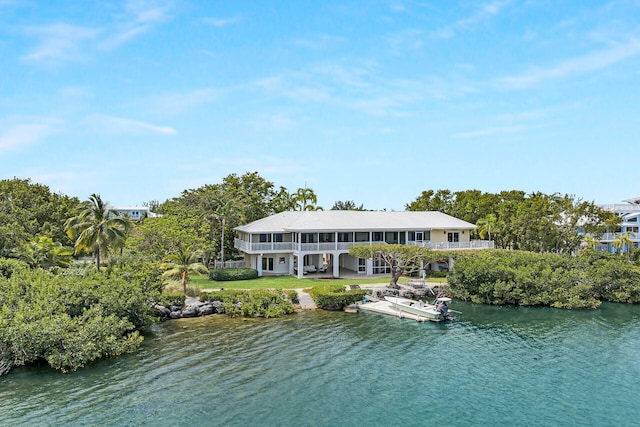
<box><xmin>1</xmin><ymin>0</ymin><xmax>639</xmax><ymax>211</ymax></box>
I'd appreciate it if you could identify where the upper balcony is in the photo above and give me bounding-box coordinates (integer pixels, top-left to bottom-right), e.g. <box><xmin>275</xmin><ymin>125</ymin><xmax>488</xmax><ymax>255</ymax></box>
<box><xmin>234</xmin><ymin>238</ymin><xmax>494</xmax><ymax>253</ymax></box>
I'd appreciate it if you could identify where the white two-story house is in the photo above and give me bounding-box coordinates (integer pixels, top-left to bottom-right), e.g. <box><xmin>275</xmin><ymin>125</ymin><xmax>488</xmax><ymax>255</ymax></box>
<box><xmin>597</xmin><ymin>197</ymin><xmax>640</xmax><ymax>252</ymax></box>
<box><xmin>234</xmin><ymin>210</ymin><xmax>493</xmax><ymax>278</ymax></box>
<box><xmin>110</xmin><ymin>206</ymin><xmax>159</xmax><ymax>221</ymax></box>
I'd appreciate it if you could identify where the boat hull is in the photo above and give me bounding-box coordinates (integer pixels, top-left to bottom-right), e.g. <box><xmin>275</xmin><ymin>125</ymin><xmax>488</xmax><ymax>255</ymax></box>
<box><xmin>384</xmin><ymin>296</ymin><xmax>442</xmax><ymax>320</ymax></box>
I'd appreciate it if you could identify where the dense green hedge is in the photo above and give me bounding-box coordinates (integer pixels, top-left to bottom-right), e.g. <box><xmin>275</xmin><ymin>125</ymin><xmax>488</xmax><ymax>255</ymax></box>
<box><xmin>448</xmin><ymin>249</ymin><xmax>640</xmax><ymax>309</ymax></box>
<box><xmin>200</xmin><ymin>289</ymin><xmax>295</xmax><ymax>318</ymax></box>
<box><xmin>157</xmin><ymin>292</ymin><xmax>186</xmax><ymax>307</ymax></box>
<box><xmin>308</xmin><ymin>285</ymin><xmax>368</xmax><ymax>310</ymax></box>
<box><xmin>209</xmin><ymin>268</ymin><xmax>258</xmax><ymax>281</ymax></box>
<box><xmin>0</xmin><ymin>261</ymin><xmax>163</xmax><ymax>376</ymax></box>
<box><xmin>0</xmin><ymin>258</ymin><xmax>29</xmax><ymax>279</ymax></box>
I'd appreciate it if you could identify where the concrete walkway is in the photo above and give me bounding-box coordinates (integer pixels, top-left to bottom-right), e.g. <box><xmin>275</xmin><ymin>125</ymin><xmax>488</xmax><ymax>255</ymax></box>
<box><xmin>295</xmin><ymin>289</ymin><xmax>317</xmax><ymax>310</ymax></box>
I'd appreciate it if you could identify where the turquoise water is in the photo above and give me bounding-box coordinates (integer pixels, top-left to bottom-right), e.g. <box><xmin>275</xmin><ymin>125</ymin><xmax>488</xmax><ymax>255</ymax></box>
<box><xmin>2</xmin><ymin>302</ymin><xmax>640</xmax><ymax>426</ymax></box>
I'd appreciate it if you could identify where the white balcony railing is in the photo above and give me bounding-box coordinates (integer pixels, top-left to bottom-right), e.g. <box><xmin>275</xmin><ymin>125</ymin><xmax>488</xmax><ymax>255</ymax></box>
<box><xmin>235</xmin><ymin>238</ymin><xmax>494</xmax><ymax>253</ymax></box>
<box><xmin>597</xmin><ymin>232</ymin><xmax>640</xmax><ymax>242</ymax></box>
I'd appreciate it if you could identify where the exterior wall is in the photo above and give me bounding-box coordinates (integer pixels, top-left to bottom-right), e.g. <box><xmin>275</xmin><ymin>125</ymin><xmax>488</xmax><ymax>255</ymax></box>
<box><xmin>430</xmin><ymin>229</ymin><xmax>470</xmax><ymax>243</ymax></box>
<box><xmin>340</xmin><ymin>253</ymin><xmax>360</xmax><ymax>273</ymax></box>
<box><xmin>249</xmin><ymin>253</ymin><xmax>291</xmax><ymax>276</ymax></box>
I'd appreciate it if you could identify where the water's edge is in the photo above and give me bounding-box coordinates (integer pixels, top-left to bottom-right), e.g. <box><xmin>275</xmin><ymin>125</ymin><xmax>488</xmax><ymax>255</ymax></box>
<box><xmin>2</xmin><ymin>302</ymin><xmax>640</xmax><ymax>426</ymax></box>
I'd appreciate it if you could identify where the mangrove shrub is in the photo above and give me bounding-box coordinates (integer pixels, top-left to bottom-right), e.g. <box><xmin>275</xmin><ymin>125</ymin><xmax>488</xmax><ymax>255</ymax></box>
<box><xmin>449</xmin><ymin>249</ymin><xmax>640</xmax><ymax>309</ymax></box>
<box><xmin>309</xmin><ymin>285</ymin><xmax>368</xmax><ymax>310</ymax></box>
<box><xmin>200</xmin><ymin>289</ymin><xmax>295</xmax><ymax>318</ymax></box>
<box><xmin>0</xmin><ymin>264</ymin><xmax>162</xmax><ymax>376</ymax></box>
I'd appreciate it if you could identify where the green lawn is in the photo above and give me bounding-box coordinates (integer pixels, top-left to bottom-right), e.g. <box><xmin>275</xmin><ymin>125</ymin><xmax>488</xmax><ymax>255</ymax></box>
<box><xmin>188</xmin><ymin>274</ymin><xmax>446</xmax><ymax>290</ymax></box>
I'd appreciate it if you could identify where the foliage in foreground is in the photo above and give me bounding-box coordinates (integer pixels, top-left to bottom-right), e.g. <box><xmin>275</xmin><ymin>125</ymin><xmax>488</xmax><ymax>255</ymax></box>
<box><xmin>308</xmin><ymin>285</ymin><xmax>369</xmax><ymax>310</ymax></box>
<box><xmin>0</xmin><ymin>262</ymin><xmax>163</xmax><ymax>376</ymax></box>
<box><xmin>200</xmin><ymin>289</ymin><xmax>295</xmax><ymax>318</ymax></box>
<box><xmin>448</xmin><ymin>249</ymin><xmax>640</xmax><ymax>309</ymax></box>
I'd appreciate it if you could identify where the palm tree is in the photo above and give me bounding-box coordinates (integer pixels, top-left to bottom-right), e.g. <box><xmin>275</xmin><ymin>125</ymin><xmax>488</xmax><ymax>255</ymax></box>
<box><xmin>612</xmin><ymin>231</ymin><xmax>636</xmax><ymax>255</ymax></box>
<box><xmin>213</xmin><ymin>196</ymin><xmax>236</xmax><ymax>268</ymax></box>
<box><xmin>64</xmin><ymin>194</ymin><xmax>132</xmax><ymax>270</ymax></box>
<box><xmin>161</xmin><ymin>247</ymin><xmax>209</xmax><ymax>293</ymax></box>
<box><xmin>476</xmin><ymin>213</ymin><xmax>497</xmax><ymax>241</ymax></box>
<box><xmin>23</xmin><ymin>235</ymin><xmax>73</xmax><ymax>269</ymax></box>
<box><xmin>293</xmin><ymin>187</ymin><xmax>321</xmax><ymax>211</ymax></box>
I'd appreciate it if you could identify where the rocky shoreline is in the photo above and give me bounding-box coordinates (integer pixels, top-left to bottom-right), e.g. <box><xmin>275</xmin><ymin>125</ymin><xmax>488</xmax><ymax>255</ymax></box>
<box><xmin>154</xmin><ymin>299</ymin><xmax>226</xmax><ymax>320</ymax></box>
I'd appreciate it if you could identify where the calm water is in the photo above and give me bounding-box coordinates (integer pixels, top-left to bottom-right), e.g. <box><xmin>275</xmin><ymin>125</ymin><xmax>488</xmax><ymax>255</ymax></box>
<box><xmin>2</xmin><ymin>302</ymin><xmax>640</xmax><ymax>427</ymax></box>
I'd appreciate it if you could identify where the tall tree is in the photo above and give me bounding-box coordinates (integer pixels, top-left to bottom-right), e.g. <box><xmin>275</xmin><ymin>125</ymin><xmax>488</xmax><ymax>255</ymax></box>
<box><xmin>293</xmin><ymin>187</ymin><xmax>321</xmax><ymax>211</ymax></box>
<box><xmin>272</xmin><ymin>186</ymin><xmax>296</xmax><ymax>212</ymax></box>
<box><xmin>349</xmin><ymin>244</ymin><xmax>442</xmax><ymax>288</ymax></box>
<box><xmin>405</xmin><ymin>189</ymin><xmax>454</xmax><ymax>213</ymax></box>
<box><xmin>476</xmin><ymin>214</ymin><xmax>497</xmax><ymax>241</ymax></box>
<box><xmin>212</xmin><ymin>194</ymin><xmax>239</xmax><ymax>268</ymax></box>
<box><xmin>0</xmin><ymin>178</ymin><xmax>79</xmax><ymax>257</ymax></box>
<box><xmin>331</xmin><ymin>200</ymin><xmax>365</xmax><ymax>210</ymax></box>
<box><xmin>64</xmin><ymin>194</ymin><xmax>132</xmax><ymax>270</ymax></box>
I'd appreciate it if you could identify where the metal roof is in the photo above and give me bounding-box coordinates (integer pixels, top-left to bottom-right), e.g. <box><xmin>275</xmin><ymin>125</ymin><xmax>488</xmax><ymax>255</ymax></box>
<box><xmin>235</xmin><ymin>211</ymin><xmax>476</xmax><ymax>233</ymax></box>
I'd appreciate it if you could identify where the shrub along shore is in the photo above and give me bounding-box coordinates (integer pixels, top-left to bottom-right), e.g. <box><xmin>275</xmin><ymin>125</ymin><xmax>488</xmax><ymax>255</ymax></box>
<box><xmin>448</xmin><ymin>249</ymin><xmax>640</xmax><ymax>309</ymax></box>
<box><xmin>3</xmin><ymin>249</ymin><xmax>640</xmax><ymax>376</ymax></box>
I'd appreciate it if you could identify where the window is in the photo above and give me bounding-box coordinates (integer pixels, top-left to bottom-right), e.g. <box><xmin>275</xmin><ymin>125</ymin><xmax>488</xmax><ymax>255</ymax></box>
<box><xmin>358</xmin><ymin>258</ymin><xmax>366</xmax><ymax>273</ymax></box>
<box><xmin>279</xmin><ymin>257</ymin><xmax>286</xmax><ymax>264</ymax></box>
<box><xmin>372</xmin><ymin>232</ymin><xmax>383</xmax><ymax>242</ymax></box>
<box><xmin>338</xmin><ymin>232</ymin><xmax>353</xmax><ymax>242</ymax></box>
<box><xmin>259</xmin><ymin>234</ymin><xmax>271</xmax><ymax>243</ymax></box>
<box><xmin>274</xmin><ymin>233</ymin><xmax>284</xmax><ymax>242</ymax></box>
<box><xmin>355</xmin><ymin>232</ymin><xmax>369</xmax><ymax>242</ymax></box>
<box><xmin>447</xmin><ymin>232</ymin><xmax>460</xmax><ymax>243</ymax></box>
<box><xmin>301</xmin><ymin>233</ymin><xmax>317</xmax><ymax>243</ymax></box>
<box><xmin>320</xmin><ymin>232</ymin><xmax>334</xmax><ymax>242</ymax></box>
<box><xmin>385</xmin><ymin>232</ymin><xmax>398</xmax><ymax>244</ymax></box>
<box><xmin>262</xmin><ymin>257</ymin><xmax>274</xmax><ymax>271</ymax></box>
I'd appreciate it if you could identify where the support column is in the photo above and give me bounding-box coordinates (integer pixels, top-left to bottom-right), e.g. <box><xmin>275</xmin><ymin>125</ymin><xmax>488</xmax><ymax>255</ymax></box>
<box><xmin>297</xmin><ymin>255</ymin><xmax>305</xmax><ymax>279</ymax></box>
<box><xmin>257</xmin><ymin>255</ymin><xmax>263</xmax><ymax>277</ymax></box>
<box><xmin>288</xmin><ymin>254</ymin><xmax>295</xmax><ymax>276</ymax></box>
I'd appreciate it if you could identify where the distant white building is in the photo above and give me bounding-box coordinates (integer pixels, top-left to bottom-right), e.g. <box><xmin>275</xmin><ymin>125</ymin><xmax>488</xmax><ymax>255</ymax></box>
<box><xmin>597</xmin><ymin>197</ymin><xmax>640</xmax><ymax>252</ymax></box>
<box><xmin>110</xmin><ymin>206</ymin><xmax>159</xmax><ymax>221</ymax></box>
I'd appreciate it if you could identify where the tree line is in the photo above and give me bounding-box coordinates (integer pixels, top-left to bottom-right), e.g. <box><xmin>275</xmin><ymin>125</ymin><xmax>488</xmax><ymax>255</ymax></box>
<box><xmin>406</xmin><ymin>189</ymin><xmax>620</xmax><ymax>253</ymax></box>
<box><xmin>0</xmin><ymin>176</ymin><xmax>626</xmax><ymax>272</ymax></box>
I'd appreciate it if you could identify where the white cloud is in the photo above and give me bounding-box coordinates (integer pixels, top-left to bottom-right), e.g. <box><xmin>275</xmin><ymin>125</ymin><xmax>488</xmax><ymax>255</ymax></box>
<box><xmin>496</xmin><ymin>38</ymin><xmax>640</xmax><ymax>89</ymax></box>
<box><xmin>20</xmin><ymin>23</ymin><xmax>100</xmax><ymax>64</ymax></box>
<box><xmin>454</xmin><ymin>125</ymin><xmax>532</xmax><ymax>139</ymax></box>
<box><xmin>0</xmin><ymin>118</ymin><xmax>59</xmax><ymax>152</ymax></box>
<box><xmin>203</xmin><ymin>16</ymin><xmax>241</xmax><ymax>28</ymax></box>
<box><xmin>102</xmin><ymin>0</ymin><xmax>171</xmax><ymax>49</ymax></box>
<box><xmin>87</xmin><ymin>114</ymin><xmax>177</xmax><ymax>135</ymax></box>
<box><xmin>20</xmin><ymin>1</ymin><xmax>172</xmax><ymax>64</ymax></box>
<box><xmin>431</xmin><ymin>0</ymin><xmax>511</xmax><ymax>39</ymax></box>
<box><xmin>150</xmin><ymin>88</ymin><xmax>218</xmax><ymax>116</ymax></box>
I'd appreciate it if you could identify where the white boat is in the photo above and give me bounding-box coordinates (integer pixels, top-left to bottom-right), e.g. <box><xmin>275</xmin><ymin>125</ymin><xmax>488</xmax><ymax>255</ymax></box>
<box><xmin>384</xmin><ymin>296</ymin><xmax>452</xmax><ymax>321</ymax></box>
